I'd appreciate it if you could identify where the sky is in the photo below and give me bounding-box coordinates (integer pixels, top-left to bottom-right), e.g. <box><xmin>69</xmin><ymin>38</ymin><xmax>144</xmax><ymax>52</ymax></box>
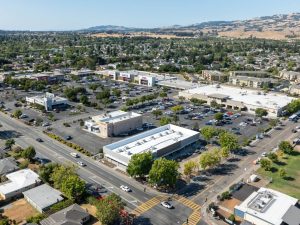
<box><xmin>0</xmin><ymin>0</ymin><xmax>299</xmax><ymax>31</ymax></box>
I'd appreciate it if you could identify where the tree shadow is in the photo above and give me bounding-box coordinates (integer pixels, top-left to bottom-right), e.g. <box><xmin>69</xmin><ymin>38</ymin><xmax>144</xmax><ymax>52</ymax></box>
<box><xmin>0</xmin><ymin>130</ymin><xmax>22</xmax><ymax>139</ymax></box>
<box><xmin>290</xmin><ymin>151</ymin><xmax>300</xmax><ymax>157</ymax></box>
<box><xmin>208</xmin><ymin>163</ymin><xmax>239</xmax><ymax>176</ymax></box>
<box><xmin>270</xmin><ymin>167</ymin><xmax>278</xmax><ymax>173</ymax></box>
<box><xmin>284</xmin><ymin>176</ymin><xmax>295</xmax><ymax>181</ymax></box>
<box><xmin>134</xmin><ymin>216</ymin><xmax>153</xmax><ymax>225</ymax></box>
<box><xmin>176</xmin><ymin>182</ymin><xmax>206</xmax><ymax>197</ymax></box>
<box><xmin>274</xmin><ymin>161</ymin><xmax>287</xmax><ymax>166</ymax></box>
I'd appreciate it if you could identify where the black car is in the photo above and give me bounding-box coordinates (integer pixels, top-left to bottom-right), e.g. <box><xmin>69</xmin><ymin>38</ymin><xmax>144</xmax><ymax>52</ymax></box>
<box><xmin>64</xmin><ymin>136</ymin><xmax>72</xmax><ymax>140</ymax></box>
<box><xmin>36</xmin><ymin>138</ymin><xmax>43</xmax><ymax>142</ymax></box>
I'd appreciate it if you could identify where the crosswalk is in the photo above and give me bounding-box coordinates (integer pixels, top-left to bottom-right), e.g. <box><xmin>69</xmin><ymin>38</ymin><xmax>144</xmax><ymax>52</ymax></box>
<box><xmin>182</xmin><ymin>210</ymin><xmax>202</xmax><ymax>225</ymax></box>
<box><xmin>131</xmin><ymin>195</ymin><xmax>201</xmax><ymax>225</ymax></box>
<box><xmin>131</xmin><ymin>196</ymin><xmax>166</xmax><ymax>216</ymax></box>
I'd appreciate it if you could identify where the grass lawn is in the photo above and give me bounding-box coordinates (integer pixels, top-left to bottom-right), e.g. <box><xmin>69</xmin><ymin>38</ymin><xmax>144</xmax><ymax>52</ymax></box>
<box><xmin>257</xmin><ymin>150</ymin><xmax>300</xmax><ymax>199</ymax></box>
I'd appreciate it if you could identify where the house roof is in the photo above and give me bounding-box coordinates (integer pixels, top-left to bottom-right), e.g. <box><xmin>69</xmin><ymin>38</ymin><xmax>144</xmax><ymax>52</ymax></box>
<box><xmin>23</xmin><ymin>184</ymin><xmax>63</xmax><ymax>211</ymax></box>
<box><xmin>40</xmin><ymin>204</ymin><xmax>89</xmax><ymax>225</ymax></box>
<box><xmin>0</xmin><ymin>169</ymin><xmax>40</xmax><ymax>195</ymax></box>
<box><xmin>0</xmin><ymin>157</ymin><xmax>18</xmax><ymax>175</ymax></box>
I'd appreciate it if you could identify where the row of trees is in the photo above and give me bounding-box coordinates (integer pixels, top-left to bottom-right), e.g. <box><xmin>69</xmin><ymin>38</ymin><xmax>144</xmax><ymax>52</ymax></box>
<box><xmin>127</xmin><ymin>152</ymin><xmax>179</xmax><ymax>188</ymax></box>
<box><xmin>125</xmin><ymin>93</ymin><xmax>159</xmax><ymax>107</ymax></box>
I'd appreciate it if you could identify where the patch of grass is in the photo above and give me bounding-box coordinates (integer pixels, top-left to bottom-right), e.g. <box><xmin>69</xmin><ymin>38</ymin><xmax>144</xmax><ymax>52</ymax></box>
<box><xmin>257</xmin><ymin>150</ymin><xmax>300</xmax><ymax>199</ymax></box>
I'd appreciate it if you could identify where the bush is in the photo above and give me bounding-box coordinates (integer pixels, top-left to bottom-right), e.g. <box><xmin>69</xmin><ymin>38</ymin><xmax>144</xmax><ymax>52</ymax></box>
<box><xmin>48</xmin><ymin>199</ymin><xmax>74</xmax><ymax>213</ymax></box>
<box><xmin>19</xmin><ymin>159</ymin><xmax>30</xmax><ymax>169</ymax></box>
<box><xmin>228</xmin><ymin>214</ymin><xmax>235</xmax><ymax>222</ymax></box>
<box><xmin>220</xmin><ymin>191</ymin><xmax>231</xmax><ymax>201</ymax></box>
<box><xmin>26</xmin><ymin>214</ymin><xmax>46</xmax><ymax>223</ymax></box>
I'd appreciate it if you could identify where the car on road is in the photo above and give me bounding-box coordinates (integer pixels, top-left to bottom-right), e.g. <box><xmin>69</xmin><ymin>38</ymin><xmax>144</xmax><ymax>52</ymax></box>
<box><xmin>261</xmin><ymin>152</ymin><xmax>267</xmax><ymax>157</ymax></box>
<box><xmin>42</xmin><ymin>122</ymin><xmax>50</xmax><ymax>127</ymax></box>
<box><xmin>64</xmin><ymin>135</ymin><xmax>72</xmax><ymax>140</ymax></box>
<box><xmin>120</xmin><ymin>185</ymin><xmax>131</xmax><ymax>192</ymax></box>
<box><xmin>161</xmin><ymin>201</ymin><xmax>173</xmax><ymax>209</ymax></box>
<box><xmin>19</xmin><ymin>114</ymin><xmax>28</xmax><ymax>119</ymax></box>
<box><xmin>36</xmin><ymin>138</ymin><xmax>43</xmax><ymax>142</ymax></box>
<box><xmin>71</xmin><ymin>152</ymin><xmax>79</xmax><ymax>158</ymax></box>
<box><xmin>77</xmin><ymin>161</ymin><xmax>86</xmax><ymax>167</ymax></box>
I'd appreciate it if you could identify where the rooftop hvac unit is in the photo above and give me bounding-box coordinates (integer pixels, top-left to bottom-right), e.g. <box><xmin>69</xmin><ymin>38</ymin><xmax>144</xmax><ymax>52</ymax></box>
<box><xmin>159</xmin><ymin>133</ymin><xmax>163</xmax><ymax>137</ymax></box>
<box><xmin>135</xmin><ymin>142</ymin><xmax>141</xmax><ymax>146</ymax></box>
<box><xmin>127</xmin><ymin>151</ymin><xmax>132</xmax><ymax>155</ymax></box>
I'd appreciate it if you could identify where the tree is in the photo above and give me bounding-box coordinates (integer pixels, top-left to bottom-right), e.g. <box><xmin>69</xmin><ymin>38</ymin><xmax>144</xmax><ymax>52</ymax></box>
<box><xmin>61</xmin><ymin>174</ymin><xmax>85</xmax><ymax>200</ymax></box>
<box><xmin>214</xmin><ymin>112</ymin><xmax>224</xmax><ymax>121</ymax></box>
<box><xmin>127</xmin><ymin>152</ymin><xmax>153</xmax><ymax>178</ymax></box>
<box><xmin>79</xmin><ymin>95</ymin><xmax>89</xmax><ymax>106</ymax></box>
<box><xmin>199</xmin><ymin>150</ymin><xmax>220</xmax><ymax>170</ymax></box>
<box><xmin>50</xmin><ymin>165</ymin><xmax>75</xmax><ymax>189</ymax></box>
<box><xmin>13</xmin><ymin>109</ymin><xmax>22</xmax><ymax>119</ymax></box>
<box><xmin>286</xmin><ymin>99</ymin><xmax>300</xmax><ymax>114</ymax></box>
<box><xmin>279</xmin><ymin>168</ymin><xmax>286</xmax><ymax>178</ymax></box>
<box><xmin>210</xmin><ymin>100</ymin><xmax>220</xmax><ymax>108</ymax></box>
<box><xmin>260</xmin><ymin>158</ymin><xmax>272</xmax><ymax>171</ymax></box>
<box><xmin>269</xmin><ymin>119</ymin><xmax>279</xmax><ymax>127</ymax></box>
<box><xmin>219</xmin><ymin>132</ymin><xmax>239</xmax><ymax>152</ymax></box>
<box><xmin>5</xmin><ymin>139</ymin><xmax>15</xmax><ymax>150</ymax></box>
<box><xmin>183</xmin><ymin>161</ymin><xmax>197</xmax><ymax>178</ymax></box>
<box><xmin>267</xmin><ymin>152</ymin><xmax>278</xmax><ymax>162</ymax></box>
<box><xmin>171</xmin><ymin>105</ymin><xmax>184</xmax><ymax>114</ymax></box>
<box><xmin>255</xmin><ymin>108</ymin><xmax>268</xmax><ymax>118</ymax></box>
<box><xmin>220</xmin><ymin>147</ymin><xmax>230</xmax><ymax>159</ymax></box>
<box><xmin>149</xmin><ymin>158</ymin><xmax>179</xmax><ymax>188</ymax></box>
<box><xmin>89</xmin><ymin>83</ymin><xmax>99</xmax><ymax>92</ymax></box>
<box><xmin>159</xmin><ymin>92</ymin><xmax>167</xmax><ymax>98</ymax></box>
<box><xmin>21</xmin><ymin>146</ymin><xmax>36</xmax><ymax>161</ymax></box>
<box><xmin>39</xmin><ymin>163</ymin><xmax>58</xmax><ymax>184</ymax></box>
<box><xmin>95</xmin><ymin>193</ymin><xmax>124</xmax><ymax>225</ymax></box>
<box><xmin>152</xmin><ymin>109</ymin><xmax>162</xmax><ymax>119</ymax></box>
<box><xmin>160</xmin><ymin>117</ymin><xmax>172</xmax><ymax>126</ymax></box>
<box><xmin>200</xmin><ymin>126</ymin><xmax>218</xmax><ymax>142</ymax></box>
<box><xmin>279</xmin><ymin>141</ymin><xmax>294</xmax><ymax>154</ymax></box>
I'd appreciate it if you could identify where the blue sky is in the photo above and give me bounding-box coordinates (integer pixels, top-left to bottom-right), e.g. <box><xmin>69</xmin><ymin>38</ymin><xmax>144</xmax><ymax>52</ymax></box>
<box><xmin>0</xmin><ymin>0</ymin><xmax>299</xmax><ymax>30</ymax></box>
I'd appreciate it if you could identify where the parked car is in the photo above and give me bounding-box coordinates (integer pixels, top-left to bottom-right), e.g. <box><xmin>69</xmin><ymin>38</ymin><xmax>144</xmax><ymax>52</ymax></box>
<box><xmin>36</xmin><ymin>138</ymin><xmax>43</xmax><ymax>142</ymax></box>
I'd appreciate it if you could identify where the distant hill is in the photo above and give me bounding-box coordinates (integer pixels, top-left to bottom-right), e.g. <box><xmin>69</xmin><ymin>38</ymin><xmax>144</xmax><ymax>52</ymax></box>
<box><xmin>85</xmin><ymin>13</ymin><xmax>300</xmax><ymax>40</ymax></box>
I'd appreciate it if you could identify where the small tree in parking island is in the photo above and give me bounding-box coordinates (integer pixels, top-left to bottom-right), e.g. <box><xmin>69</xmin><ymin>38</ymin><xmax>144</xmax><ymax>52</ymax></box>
<box><xmin>171</xmin><ymin>105</ymin><xmax>184</xmax><ymax>114</ymax></box>
<box><xmin>152</xmin><ymin>109</ymin><xmax>162</xmax><ymax>119</ymax></box>
<box><xmin>279</xmin><ymin>141</ymin><xmax>294</xmax><ymax>155</ymax></box>
<box><xmin>183</xmin><ymin>161</ymin><xmax>198</xmax><ymax>178</ymax></box>
<box><xmin>255</xmin><ymin>108</ymin><xmax>268</xmax><ymax>118</ymax></box>
<box><xmin>149</xmin><ymin>158</ymin><xmax>179</xmax><ymax>188</ymax></box>
<box><xmin>199</xmin><ymin>149</ymin><xmax>221</xmax><ymax>170</ymax></box>
<box><xmin>160</xmin><ymin>116</ymin><xmax>172</xmax><ymax>126</ymax></box>
<box><xmin>200</xmin><ymin>126</ymin><xmax>218</xmax><ymax>142</ymax></box>
<box><xmin>127</xmin><ymin>152</ymin><xmax>154</xmax><ymax>178</ymax></box>
<box><xmin>214</xmin><ymin>112</ymin><xmax>224</xmax><ymax>121</ymax></box>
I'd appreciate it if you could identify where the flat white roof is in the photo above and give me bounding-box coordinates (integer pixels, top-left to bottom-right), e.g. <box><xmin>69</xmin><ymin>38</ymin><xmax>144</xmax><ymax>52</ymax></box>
<box><xmin>0</xmin><ymin>169</ymin><xmax>40</xmax><ymax>195</ymax></box>
<box><xmin>105</xmin><ymin>124</ymin><xmax>199</xmax><ymax>159</ymax></box>
<box><xmin>93</xmin><ymin>111</ymin><xmax>141</xmax><ymax>124</ymax></box>
<box><xmin>181</xmin><ymin>85</ymin><xmax>295</xmax><ymax>110</ymax></box>
<box><xmin>23</xmin><ymin>184</ymin><xmax>63</xmax><ymax>211</ymax></box>
<box><xmin>235</xmin><ymin>187</ymin><xmax>298</xmax><ymax>225</ymax></box>
<box><xmin>157</xmin><ymin>79</ymin><xmax>201</xmax><ymax>90</ymax></box>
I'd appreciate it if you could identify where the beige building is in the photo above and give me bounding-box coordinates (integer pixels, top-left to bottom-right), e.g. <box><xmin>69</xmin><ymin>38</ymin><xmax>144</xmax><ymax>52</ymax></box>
<box><xmin>84</xmin><ymin>111</ymin><xmax>142</xmax><ymax>138</ymax></box>
<box><xmin>280</xmin><ymin>70</ymin><xmax>300</xmax><ymax>83</ymax></box>
<box><xmin>229</xmin><ymin>71</ymin><xmax>270</xmax><ymax>78</ymax></box>
<box><xmin>229</xmin><ymin>76</ymin><xmax>278</xmax><ymax>88</ymax></box>
<box><xmin>201</xmin><ymin>70</ymin><xmax>228</xmax><ymax>82</ymax></box>
<box><xmin>289</xmin><ymin>84</ymin><xmax>300</xmax><ymax>95</ymax></box>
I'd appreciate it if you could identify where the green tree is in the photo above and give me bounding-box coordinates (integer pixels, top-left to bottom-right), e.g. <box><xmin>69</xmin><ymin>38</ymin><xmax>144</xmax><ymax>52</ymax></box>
<box><xmin>21</xmin><ymin>146</ymin><xmax>36</xmax><ymax>161</ymax></box>
<box><xmin>127</xmin><ymin>152</ymin><xmax>154</xmax><ymax>178</ymax></box>
<box><xmin>152</xmin><ymin>109</ymin><xmax>162</xmax><ymax>119</ymax></box>
<box><xmin>219</xmin><ymin>132</ymin><xmax>239</xmax><ymax>152</ymax></box>
<box><xmin>269</xmin><ymin>119</ymin><xmax>279</xmax><ymax>127</ymax></box>
<box><xmin>159</xmin><ymin>92</ymin><xmax>167</xmax><ymax>98</ymax></box>
<box><xmin>60</xmin><ymin>174</ymin><xmax>85</xmax><ymax>200</ymax></box>
<box><xmin>50</xmin><ymin>165</ymin><xmax>75</xmax><ymax>189</ymax></box>
<box><xmin>200</xmin><ymin>126</ymin><xmax>218</xmax><ymax>142</ymax></box>
<box><xmin>160</xmin><ymin>117</ymin><xmax>172</xmax><ymax>126</ymax></box>
<box><xmin>267</xmin><ymin>152</ymin><xmax>278</xmax><ymax>162</ymax></box>
<box><xmin>5</xmin><ymin>139</ymin><xmax>15</xmax><ymax>150</ymax></box>
<box><xmin>149</xmin><ymin>158</ymin><xmax>179</xmax><ymax>188</ymax></box>
<box><xmin>13</xmin><ymin>109</ymin><xmax>22</xmax><ymax>119</ymax></box>
<box><xmin>255</xmin><ymin>108</ymin><xmax>268</xmax><ymax>118</ymax></box>
<box><xmin>95</xmin><ymin>193</ymin><xmax>124</xmax><ymax>225</ymax></box>
<box><xmin>183</xmin><ymin>161</ymin><xmax>197</xmax><ymax>178</ymax></box>
<box><xmin>220</xmin><ymin>147</ymin><xmax>230</xmax><ymax>159</ymax></box>
<box><xmin>79</xmin><ymin>95</ymin><xmax>89</xmax><ymax>106</ymax></box>
<box><xmin>214</xmin><ymin>112</ymin><xmax>224</xmax><ymax>121</ymax></box>
<box><xmin>279</xmin><ymin>141</ymin><xmax>294</xmax><ymax>155</ymax></box>
<box><xmin>279</xmin><ymin>168</ymin><xmax>287</xmax><ymax>178</ymax></box>
<box><xmin>199</xmin><ymin>150</ymin><xmax>221</xmax><ymax>170</ymax></box>
<box><xmin>286</xmin><ymin>99</ymin><xmax>300</xmax><ymax>114</ymax></box>
<box><xmin>39</xmin><ymin>163</ymin><xmax>58</xmax><ymax>184</ymax></box>
<box><xmin>260</xmin><ymin>158</ymin><xmax>272</xmax><ymax>171</ymax></box>
<box><xmin>171</xmin><ymin>105</ymin><xmax>184</xmax><ymax>114</ymax></box>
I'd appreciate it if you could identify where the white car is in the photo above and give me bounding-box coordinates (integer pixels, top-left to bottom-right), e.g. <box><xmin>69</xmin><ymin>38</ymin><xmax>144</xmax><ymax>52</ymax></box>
<box><xmin>261</xmin><ymin>152</ymin><xmax>267</xmax><ymax>157</ymax></box>
<box><xmin>161</xmin><ymin>201</ymin><xmax>173</xmax><ymax>209</ymax></box>
<box><xmin>70</xmin><ymin>152</ymin><xmax>79</xmax><ymax>158</ymax></box>
<box><xmin>120</xmin><ymin>185</ymin><xmax>131</xmax><ymax>192</ymax></box>
<box><xmin>77</xmin><ymin>161</ymin><xmax>86</xmax><ymax>167</ymax></box>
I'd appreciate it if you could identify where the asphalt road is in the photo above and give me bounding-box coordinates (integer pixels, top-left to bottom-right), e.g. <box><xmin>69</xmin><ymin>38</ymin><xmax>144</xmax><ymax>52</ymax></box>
<box><xmin>0</xmin><ymin>112</ymin><xmax>197</xmax><ymax>225</ymax></box>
